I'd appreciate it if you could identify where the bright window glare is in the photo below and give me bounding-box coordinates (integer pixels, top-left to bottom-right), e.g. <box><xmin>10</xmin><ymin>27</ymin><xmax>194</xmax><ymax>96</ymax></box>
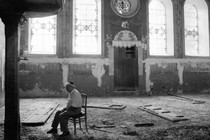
<box><xmin>149</xmin><ymin>0</ymin><xmax>167</xmax><ymax>56</ymax></box>
<box><xmin>29</xmin><ymin>15</ymin><xmax>56</xmax><ymax>54</ymax></box>
<box><xmin>73</xmin><ymin>0</ymin><xmax>101</xmax><ymax>55</ymax></box>
<box><xmin>184</xmin><ymin>4</ymin><xmax>199</xmax><ymax>56</ymax></box>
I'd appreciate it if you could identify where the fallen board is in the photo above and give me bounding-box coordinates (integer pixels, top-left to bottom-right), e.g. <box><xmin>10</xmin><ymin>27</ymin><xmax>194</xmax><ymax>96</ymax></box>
<box><xmin>134</xmin><ymin>122</ymin><xmax>154</xmax><ymax>127</ymax></box>
<box><xmin>87</xmin><ymin>104</ymin><xmax>126</xmax><ymax>110</ymax></box>
<box><xmin>22</xmin><ymin>103</ymin><xmax>59</xmax><ymax>126</ymax></box>
<box><xmin>168</xmin><ymin>93</ymin><xmax>205</xmax><ymax>104</ymax></box>
<box><xmin>138</xmin><ymin>105</ymin><xmax>188</xmax><ymax>122</ymax></box>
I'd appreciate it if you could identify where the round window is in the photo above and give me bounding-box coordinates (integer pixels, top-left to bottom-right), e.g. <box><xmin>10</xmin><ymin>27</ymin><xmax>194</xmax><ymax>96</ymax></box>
<box><xmin>111</xmin><ymin>0</ymin><xmax>140</xmax><ymax>18</ymax></box>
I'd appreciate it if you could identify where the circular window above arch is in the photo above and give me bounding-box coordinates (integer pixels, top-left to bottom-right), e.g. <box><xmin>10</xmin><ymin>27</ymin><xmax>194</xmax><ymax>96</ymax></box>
<box><xmin>111</xmin><ymin>0</ymin><xmax>140</xmax><ymax>18</ymax></box>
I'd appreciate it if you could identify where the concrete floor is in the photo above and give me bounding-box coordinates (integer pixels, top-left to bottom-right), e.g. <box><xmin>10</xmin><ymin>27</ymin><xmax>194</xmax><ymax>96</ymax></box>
<box><xmin>0</xmin><ymin>93</ymin><xmax>210</xmax><ymax>139</ymax></box>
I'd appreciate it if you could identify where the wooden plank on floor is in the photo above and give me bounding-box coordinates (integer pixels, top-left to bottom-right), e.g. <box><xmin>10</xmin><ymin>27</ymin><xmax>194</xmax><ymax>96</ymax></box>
<box><xmin>22</xmin><ymin>103</ymin><xmax>59</xmax><ymax>126</ymax></box>
<box><xmin>168</xmin><ymin>93</ymin><xmax>205</xmax><ymax>104</ymax></box>
<box><xmin>138</xmin><ymin>105</ymin><xmax>189</xmax><ymax>122</ymax></box>
<box><xmin>87</xmin><ymin>104</ymin><xmax>126</xmax><ymax>110</ymax></box>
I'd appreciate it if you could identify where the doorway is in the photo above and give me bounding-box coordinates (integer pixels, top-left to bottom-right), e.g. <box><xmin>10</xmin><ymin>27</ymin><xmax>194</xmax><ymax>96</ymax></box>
<box><xmin>114</xmin><ymin>46</ymin><xmax>138</xmax><ymax>91</ymax></box>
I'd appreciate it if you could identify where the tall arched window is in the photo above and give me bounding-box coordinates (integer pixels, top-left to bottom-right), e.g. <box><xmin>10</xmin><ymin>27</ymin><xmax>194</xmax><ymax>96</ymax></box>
<box><xmin>73</xmin><ymin>0</ymin><xmax>101</xmax><ymax>55</ymax></box>
<box><xmin>184</xmin><ymin>0</ymin><xmax>209</xmax><ymax>57</ymax></box>
<box><xmin>184</xmin><ymin>4</ymin><xmax>198</xmax><ymax>56</ymax></box>
<box><xmin>149</xmin><ymin>0</ymin><xmax>174</xmax><ymax>56</ymax></box>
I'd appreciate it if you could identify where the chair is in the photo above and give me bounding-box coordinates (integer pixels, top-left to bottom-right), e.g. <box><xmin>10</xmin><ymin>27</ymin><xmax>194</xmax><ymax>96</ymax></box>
<box><xmin>69</xmin><ymin>93</ymin><xmax>88</xmax><ymax>135</ymax></box>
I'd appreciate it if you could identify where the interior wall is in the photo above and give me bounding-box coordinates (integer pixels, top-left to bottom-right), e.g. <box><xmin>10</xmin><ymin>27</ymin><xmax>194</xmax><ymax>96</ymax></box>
<box><xmin>18</xmin><ymin>0</ymin><xmax>210</xmax><ymax>97</ymax></box>
<box><xmin>18</xmin><ymin>0</ymin><xmax>146</xmax><ymax>97</ymax></box>
<box><xmin>0</xmin><ymin>18</ymin><xmax>5</xmax><ymax>106</ymax></box>
<box><xmin>19</xmin><ymin>58</ymin><xmax>110</xmax><ymax>97</ymax></box>
<box><xmin>144</xmin><ymin>58</ymin><xmax>210</xmax><ymax>94</ymax></box>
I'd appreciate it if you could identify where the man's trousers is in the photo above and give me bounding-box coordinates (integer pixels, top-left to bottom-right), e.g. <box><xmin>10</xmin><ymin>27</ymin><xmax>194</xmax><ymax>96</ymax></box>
<box><xmin>51</xmin><ymin>106</ymin><xmax>81</xmax><ymax>132</ymax></box>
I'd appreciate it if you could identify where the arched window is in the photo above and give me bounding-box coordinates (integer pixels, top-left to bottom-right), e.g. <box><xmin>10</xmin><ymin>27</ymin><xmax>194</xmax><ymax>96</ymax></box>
<box><xmin>184</xmin><ymin>0</ymin><xmax>209</xmax><ymax>57</ymax></box>
<box><xmin>0</xmin><ymin>18</ymin><xmax>5</xmax><ymax>94</ymax></box>
<box><xmin>73</xmin><ymin>0</ymin><xmax>101</xmax><ymax>55</ymax></box>
<box><xmin>149</xmin><ymin>0</ymin><xmax>174</xmax><ymax>56</ymax></box>
<box><xmin>184</xmin><ymin>4</ymin><xmax>198</xmax><ymax>56</ymax></box>
<box><xmin>28</xmin><ymin>15</ymin><xmax>57</xmax><ymax>54</ymax></box>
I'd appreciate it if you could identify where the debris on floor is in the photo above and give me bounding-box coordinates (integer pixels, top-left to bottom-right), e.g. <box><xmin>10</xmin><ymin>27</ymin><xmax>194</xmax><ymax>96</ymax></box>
<box><xmin>168</xmin><ymin>93</ymin><xmax>205</xmax><ymax>104</ymax></box>
<box><xmin>90</xmin><ymin>124</ymin><xmax>115</xmax><ymax>128</ymax></box>
<box><xmin>120</xmin><ymin>125</ymin><xmax>127</xmax><ymax>128</ymax></box>
<box><xmin>87</xmin><ymin>104</ymin><xmax>126</xmax><ymax>110</ymax></box>
<box><xmin>22</xmin><ymin>103</ymin><xmax>59</xmax><ymax>126</ymax></box>
<box><xmin>89</xmin><ymin>124</ymin><xmax>112</xmax><ymax>133</ymax></box>
<box><xmin>134</xmin><ymin>122</ymin><xmax>154</xmax><ymax>127</ymax></box>
<box><xmin>123</xmin><ymin>128</ymin><xmax>138</xmax><ymax>136</ymax></box>
<box><xmin>101</xmin><ymin>119</ymin><xmax>114</xmax><ymax>125</ymax></box>
<box><xmin>1</xmin><ymin>94</ymin><xmax>210</xmax><ymax>140</ymax></box>
<box><xmin>138</xmin><ymin>105</ymin><xmax>189</xmax><ymax>122</ymax></box>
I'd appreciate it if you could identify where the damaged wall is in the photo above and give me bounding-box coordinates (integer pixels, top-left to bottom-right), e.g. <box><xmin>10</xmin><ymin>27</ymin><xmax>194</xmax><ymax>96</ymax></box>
<box><xmin>18</xmin><ymin>0</ymin><xmax>210</xmax><ymax>97</ymax></box>
<box><xmin>19</xmin><ymin>58</ymin><xmax>111</xmax><ymax>97</ymax></box>
<box><xmin>18</xmin><ymin>0</ymin><xmax>145</xmax><ymax>97</ymax></box>
<box><xmin>144</xmin><ymin>59</ymin><xmax>210</xmax><ymax>94</ymax></box>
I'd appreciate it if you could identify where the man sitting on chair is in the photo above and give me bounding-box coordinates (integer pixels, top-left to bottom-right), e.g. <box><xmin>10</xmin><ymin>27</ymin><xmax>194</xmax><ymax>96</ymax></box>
<box><xmin>47</xmin><ymin>82</ymin><xmax>82</xmax><ymax>137</ymax></box>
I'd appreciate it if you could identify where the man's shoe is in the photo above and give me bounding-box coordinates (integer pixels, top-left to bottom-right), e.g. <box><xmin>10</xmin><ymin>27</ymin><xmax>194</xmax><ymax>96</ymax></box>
<box><xmin>47</xmin><ymin>128</ymin><xmax>57</xmax><ymax>134</ymax></box>
<box><xmin>59</xmin><ymin>131</ymin><xmax>70</xmax><ymax>137</ymax></box>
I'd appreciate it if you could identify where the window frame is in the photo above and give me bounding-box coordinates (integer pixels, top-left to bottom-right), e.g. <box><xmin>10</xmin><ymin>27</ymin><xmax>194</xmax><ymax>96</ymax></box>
<box><xmin>184</xmin><ymin>0</ymin><xmax>210</xmax><ymax>58</ymax></box>
<box><xmin>184</xmin><ymin>4</ymin><xmax>199</xmax><ymax>57</ymax></box>
<box><xmin>27</xmin><ymin>15</ymin><xmax>58</xmax><ymax>56</ymax></box>
<box><xmin>148</xmin><ymin>0</ymin><xmax>174</xmax><ymax>58</ymax></box>
<box><xmin>71</xmin><ymin>0</ymin><xmax>104</xmax><ymax>58</ymax></box>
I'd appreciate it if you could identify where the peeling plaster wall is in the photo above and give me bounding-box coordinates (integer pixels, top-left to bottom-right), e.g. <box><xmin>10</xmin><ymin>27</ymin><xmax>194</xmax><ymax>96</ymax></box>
<box><xmin>19</xmin><ymin>57</ymin><xmax>111</xmax><ymax>97</ymax></box>
<box><xmin>91</xmin><ymin>63</ymin><xmax>105</xmax><ymax>87</ymax></box>
<box><xmin>144</xmin><ymin>58</ymin><xmax>210</xmax><ymax>94</ymax></box>
<box><xmin>19</xmin><ymin>57</ymin><xmax>210</xmax><ymax>97</ymax></box>
<box><xmin>18</xmin><ymin>0</ymin><xmax>210</xmax><ymax>97</ymax></box>
<box><xmin>19</xmin><ymin>56</ymin><xmax>210</xmax><ymax>97</ymax></box>
<box><xmin>0</xmin><ymin>18</ymin><xmax>5</xmax><ymax>106</ymax></box>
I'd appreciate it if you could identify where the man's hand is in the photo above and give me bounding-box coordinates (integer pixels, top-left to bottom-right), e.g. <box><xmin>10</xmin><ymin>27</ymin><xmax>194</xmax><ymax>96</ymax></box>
<box><xmin>61</xmin><ymin>107</ymin><xmax>67</xmax><ymax>112</ymax></box>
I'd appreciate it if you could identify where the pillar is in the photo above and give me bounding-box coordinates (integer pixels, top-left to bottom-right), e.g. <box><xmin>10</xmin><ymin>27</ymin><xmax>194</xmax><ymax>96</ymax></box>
<box><xmin>2</xmin><ymin>14</ymin><xmax>21</xmax><ymax>140</ymax></box>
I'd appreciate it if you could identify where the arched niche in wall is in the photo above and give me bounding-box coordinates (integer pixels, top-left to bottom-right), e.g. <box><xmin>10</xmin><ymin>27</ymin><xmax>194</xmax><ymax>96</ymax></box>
<box><xmin>112</xmin><ymin>30</ymin><xmax>142</xmax><ymax>47</ymax></box>
<box><xmin>108</xmin><ymin>30</ymin><xmax>144</xmax><ymax>78</ymax></box>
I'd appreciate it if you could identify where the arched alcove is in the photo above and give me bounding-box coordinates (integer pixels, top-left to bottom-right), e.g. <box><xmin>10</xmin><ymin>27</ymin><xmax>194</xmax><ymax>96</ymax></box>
<box><xmin>110</xmin><ymin>30</ymin><xmax>141</xmax><ymax>91</ymax></box>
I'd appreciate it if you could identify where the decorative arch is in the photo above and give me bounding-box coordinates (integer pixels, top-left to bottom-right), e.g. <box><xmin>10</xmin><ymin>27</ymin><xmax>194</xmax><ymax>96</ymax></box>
<box><xmin>184</xmin><ymin>0</ymin><xmax>209</xmax><ymax>56</ymax></box>
<box><xmin>112</xmin><ymin>30</ymin><xmax>142</xmax><ymax>48</ymax></box>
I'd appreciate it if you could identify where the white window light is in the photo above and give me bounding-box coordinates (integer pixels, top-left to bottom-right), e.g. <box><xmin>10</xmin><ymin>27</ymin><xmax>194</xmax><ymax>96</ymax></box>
<box><xmin>149</xmin><ymin>0</ymin><xmax>174</xmax><ymax>56</ymax></box>
<box><xmin>73</xmin><ymin>0</ymin><xmax>101</xmax><ymax>55</ymax></box>
<box><xmin>184</xmin><ymin>4</ymin><xmax>199</xmax><ymax>56</ymax></box>
<box><xmin>184</xmin><ymin>0</ymin><xmax>209</xmax><ymax>57</ymax></box>
<box><xmin>28</xmin><ymin>15</ymin><xmax>57</xmax><ymax>54</ymax></box>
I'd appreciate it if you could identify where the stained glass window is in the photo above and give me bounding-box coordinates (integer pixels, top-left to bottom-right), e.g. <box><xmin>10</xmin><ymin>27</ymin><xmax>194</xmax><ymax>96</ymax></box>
<box><xmin>149</xmin><ymin>0</ymin><xmax>167</xmax><ymax>56</ymax></box>
<box><xmin>114</xmin><ymin>0</ymin><xmax>131</xmax><ymax>15</ymax></box>
<box><xmin>28</xmin><ymin>15</ymin><xmax>56</xmax><ymax>54</ymax></box>
<box><xmin>184</xmin><ymin>4</ymin><xmax>199</xmax><ymax>56</ymax></box>
<box><xmin>73</xmin><ymin>0</ymin><xmax>101</xmax><ymax>55</ymax></box>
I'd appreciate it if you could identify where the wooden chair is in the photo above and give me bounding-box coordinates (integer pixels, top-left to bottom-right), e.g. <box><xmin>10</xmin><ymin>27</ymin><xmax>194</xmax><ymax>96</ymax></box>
<box><xmin>69</xmin><ymin>93</ymin><xmax>88</xmax><ymax>135</ymax></box>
